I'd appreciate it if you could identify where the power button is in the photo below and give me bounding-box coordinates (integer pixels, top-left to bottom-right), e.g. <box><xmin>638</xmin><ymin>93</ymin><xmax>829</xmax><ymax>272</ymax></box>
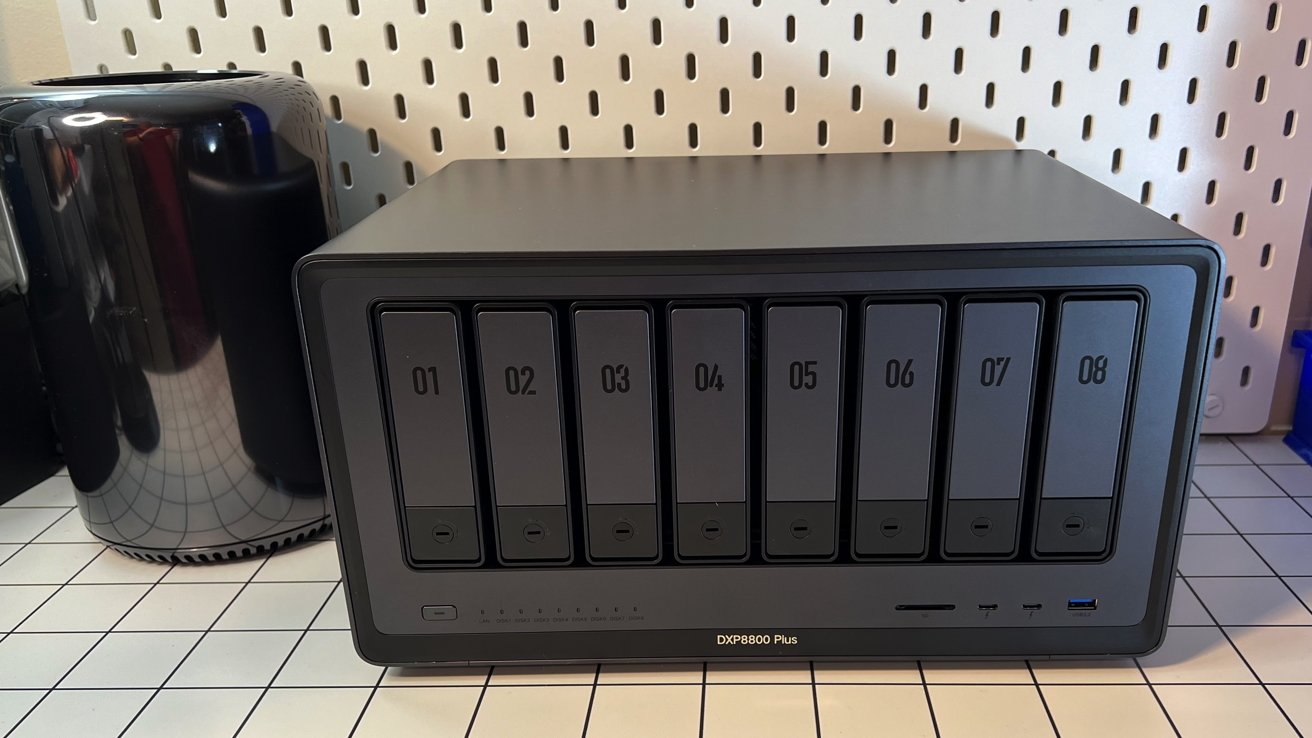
<box><xmin>421</xmin><ymin>605</ymin><xmax>458</xmax><ymax>621</ymax></box>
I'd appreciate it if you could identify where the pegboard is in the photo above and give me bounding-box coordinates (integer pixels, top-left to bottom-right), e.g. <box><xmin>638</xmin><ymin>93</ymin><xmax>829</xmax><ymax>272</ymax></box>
<box><xmin>52</xmin><ymin>0</ymin><xmax>1312</xmax><ymax>434</ymax></box>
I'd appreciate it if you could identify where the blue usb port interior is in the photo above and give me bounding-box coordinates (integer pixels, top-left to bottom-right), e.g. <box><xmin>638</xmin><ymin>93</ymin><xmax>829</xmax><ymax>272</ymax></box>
<box><xmin>1067</xmin><ymin>598</ymin><xmax>1098</xmax><ymax>610</ymax></box>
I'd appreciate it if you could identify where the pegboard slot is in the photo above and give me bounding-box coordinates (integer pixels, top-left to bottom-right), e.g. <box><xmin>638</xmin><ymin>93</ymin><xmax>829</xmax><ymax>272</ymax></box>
<box><xmin>55</xmin><ymin>0</ymin><xmax>1312</xmax><ymax>433</ymax></box>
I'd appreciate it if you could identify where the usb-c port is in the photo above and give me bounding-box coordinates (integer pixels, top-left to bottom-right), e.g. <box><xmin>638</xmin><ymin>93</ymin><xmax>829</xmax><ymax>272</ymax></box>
<box><xmin>978</xmin><ymin>604</ymin><xmax>998</xmax><ymax>611</ymax></box>
<box><xmin>1022</xmin><ymin>603</ymin><xmax>1043</xmax><ymax>611</ymax></box>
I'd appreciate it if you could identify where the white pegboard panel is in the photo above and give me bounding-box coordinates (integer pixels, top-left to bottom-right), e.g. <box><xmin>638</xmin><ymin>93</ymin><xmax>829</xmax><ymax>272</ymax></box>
<box><xmin>52</xmin><ymin>0</ymin><xmax>1312</xmax><ymax>433</ymax></box>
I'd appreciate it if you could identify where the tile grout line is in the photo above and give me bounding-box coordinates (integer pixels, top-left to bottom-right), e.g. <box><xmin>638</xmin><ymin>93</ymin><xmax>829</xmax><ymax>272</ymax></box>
<box><xmin>347</xmin><ymin>640</ymin><xmax>389</xmax><ymax>738</ymax></box>
<box><xmin>917</xmin><ymin>661</ymin><xmax>941</xmax><ymax>738</ymax></box>
<box><xmin>1</xmin><ymin>540</ymin><xmax>110</xmax><ymax>738</ymax></box>
<box><xmin>1175</xmin><ymin>576</ymin><xmax>1304</xmax><ymax>737</ymax></box>
<box><xmin>0</xmin><ymin>507</ymin><xmax>81</xmax><ymax>571</ymax></box>
<box><xmin>1230</xmin><ymin>437</ymin><xmax>1300</xmax><ymax>470</ymax></box>
<box><xmin>1</xmin><ymin>544</ymin><xmax>123</xmax><ymax>624</ymax></box>
<box><xmin>121</xmin><ymin>552</ymin><xmax>275</xmax><ymax>737</ymax></box>
<box><xmin>10</xmin><ymin>549</ymin><xmax>175</xmax><ymax>738</ymax></box>
<box><xmin>1150</xmin><ymin>561</ymin><xmax>1206</xmax><ymax>738</ymax></box>
<box><xmin>0</xmin><ymin>510</ymin><xmax>90</xmax><ymax>647</ymax></box>
<box><xmin>1196</xmin><ymin>497</ymin><xmax>1312</xmax><ymax>620</ymax></box>
<box><xmin>1134</xmin><ymin>660</ymin><xmax>1183</xmax><ymax>738</ymax></box>
<box><xmin>578</xmin><ymin>663</ymin><xmax>601</xmax><ymax>738</ymax></box>
<box><xmin>698</xmin><ymin>662</ymin><xmax>707</xmax><ymax>738</ymax></box>
<box><xmin>809</xmin><ymin>661</ymin><xmax>821</xmax><ymax>738</ymax></box>
<box><xmin>462</xmin><ymin>665</ymin><xmax>494</xmax><ymax>738</ymax></box>
<box><xmin>230</xmin><ymin>573</ymin><xmax>341</xmax><ymax>736</ymax></box>
<box><xmin>1025</xmin><ymin>661</ymin><xmax>1061</xmax><ymax>737</ymax></box>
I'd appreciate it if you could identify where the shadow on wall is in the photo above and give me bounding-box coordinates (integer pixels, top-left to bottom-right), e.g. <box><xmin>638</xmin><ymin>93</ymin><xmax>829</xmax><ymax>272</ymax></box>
<box><xmin>313</xmin><ymin>13</ymin><xmax>1016</xmax><ymax>229</ymax></box>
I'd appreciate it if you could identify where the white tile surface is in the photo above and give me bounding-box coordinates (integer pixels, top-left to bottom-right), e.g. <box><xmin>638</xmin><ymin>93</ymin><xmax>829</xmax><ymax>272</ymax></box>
<box><xmin>597</xmin><ymin>663</ymin><xmax>704</xmax><ymax>684</ymax></box>
<box><xmin>30</xmin><ymin>509</ymin><xmax>100</xmax><ymax>544</ymax></box>
<box><xmin>212</xmin><ymin>582</ymin><xmax>336</xmax><ymax>630</ymax></box>
<box><xmin>161</xmin><ymin>555</ymin><xmax>268</xmax><ymax>583</ymax></box>
<box><xmin>237</xmin><ymin>687</ymin><xmax>371</xmax><ymax>738</ymax></box>
<box><xmin>310</xmin><ymin>583</ymin><xmax>350</xmax><ymax>629</ymax></box>
<box><xmin>813</xmin><ymin>662</ymin><xmax>923</xmax><ymax>684</ymax></box>
<box><xmin>1176</xmin><ymin>535</ymin><xmax>1273</xmax><ymax>576</ymax></box>
<box><xmin>272</xmin><ymin>629</ymin><xmax>384</xmax><ymax>687</ymax></box>
<box><xmin>816</xmin><ymin>684</ymin><xmax>936</xmax><ymax>737</ymax></box>
<box><xmin>353</xmin><ymin>687</ymin><xmax>482</xmax><ymax>738</ymax></box>
<box><xmin>1030</xmin><ymin>659</ymin><xmax>1144</xmax><ymax>684</ymax></box>
<box><xmin>1189</xmin><ymin>577</ymin><xmax>1312</xmax><ymax>626</ymax></box>
<box><xmin>702</xmin><ymin>684</ymin><xmax>817</xmax><ymax>738</ymax></box>
<box><xmin>0</xmin><ymin>507</ymin><xmax>70</xmax><ymax>543</ymax></box>
<box><xmin>252</xmin><ymin>540</ymin><xmax>342</xmax><ymax>582</ymax></box>
<box><xmin>379</xmin><ymin>666</ymin><xmax>490</xmax><ymax>687</ymax></box>
<box><xmin>1226</xmin><ymin>626</ymin><xmax>1312</xmax><ymax>683</ymax></box>
<box><xmin>70</xmin><ymin>549</ymin><xmax>170</xmax><ymax>584</ymax></box>
<box><xmin>921</xmin><ymin>661</ymin><xmax>1034</xmax><ymax>684</ymax></box>
<box><xmin>927</xmin><ymin>685</ymin><xmax>1055</xmax><ymax>738</ymax></box>
<box><xmin>17</xmin><ymin>583</ymin><xmax>149</xmax><ymax>632</ymax></box>
<box><xmin>0</xmin><ymin>691</ymin><xmax>44</xmax><ymax>736</ymax></box>
<box><xmin>489</xmin><ymin>664</ymin><xmax>598</xmax><ymax>685</ymax></box>
<box><xmin>1246</xmin><ymin>535</ymin><xmax>1312</xmax><ymax>576</ymax></box>
<box><xmin>62</xmin><ymin>631</ymin><xmax>201</xmax><ymax>688</ymax></box>
<box><xmin>3</xmin><ymin>437</ymin><xmax>1312</xmax><ymax>736</ymax></box>
<box><xmin>705</xmin><ymin>662</ymin><xmax>812</xmax><ymax>683</ymax></box>
<box><xmin>1155</xmin><ymin>685</ymin><xmax>1298</xmax><ymax>738</ymax></box>
<box><xmin>6</xmin><ymin>476</ymin><xmax>79</xmax><ymax>507</ymax></box>
<box><xmin>1192</xmin><ymin>465</ymin><xmax>1288</xmax><ymax>497</ymax></box>
<box><xmin>167</xmin><ymin>630</ymin><xmax>301</xmax><ymax>687</ymax></box>
<box><xmin>1183</xmin><ymin>498</ymin><xmax>1237</xmax><ymax>534</ymax></box>
<box><xmin>1287</xmin><ymin>577</ymin><xmax>1312</xmax><ymax>610</ymax></box>
<box><xmin>0</xmin><ymin>544</ymin><xmax>104</xmax><ymax>584</ymax></box>
<box><xmin>0</xmin><ymin>585</ymin><xmax>57</xmax><ymax>632</ymax></box>
<box><xmin>1268</xmin><ymin>685</ymin><xmax>1312</xmax><ymax>735</ymax></box>
<box><xmin>1210</xmin><ymin>497</ymin><xmax>1312</xmax><ymax>534</ymax></box>
<box><xmin>468</xmin><ymin>686</ymin><xmax>593</xmax><ymax>738</ymax></box>
<box><xmin>1137</xmin><ymin>627</ymin><xmax>1255</xmax><ymax>684</ymax></box>
<box><xmin>125</xmin><ymin>689</ymin><xmax>264</xmax><ymax>738</ymax></box>
<box><xmin>586</xmin><ymin>685</ymin><xmax>703</xmax><ymax>738</ymax></box>
<box><xmin>1231</xmin><ymin>436</ymin><xmax>1305</xmax><ymax>465</ymax></box>
<box><xmin>0</xmin><ymin>632</ymin><xmax>100</xmax><ymax>688</ymax></box>
<box><xmin>1169</xmin><ymin>582</ymin><xmax>1216</xmax><ymax>626</ymax></box>
<box><xmin>1261</xmin><ymin>464</ymin><xmax>1312</xmax><ymax>496</ymax></box>
<box><xmin>1041</xmin><ymin>685</ymin><xmax>1176</xmax><ymax>738</ymax></box>
<box><xmin>1195</xmin><ymin>437</ymin><xmax>1248</xmax><ymax>465</ymax></box>
<box><xmin>8</xmin><ymin>689</ymin><xmax>153</xmax><ymax>738</ymax></box>
<box><xmin>116</xmin><ymin>582</ymin><xmax>243</xmax><ymax>631</ymax></box>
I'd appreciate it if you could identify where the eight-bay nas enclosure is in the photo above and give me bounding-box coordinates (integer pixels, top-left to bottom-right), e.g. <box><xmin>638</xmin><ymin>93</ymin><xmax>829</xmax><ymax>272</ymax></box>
<box><xmin>295</xmin><ymin>150</ymin><xmax>1221</xmax><ymax>666</ymax></box>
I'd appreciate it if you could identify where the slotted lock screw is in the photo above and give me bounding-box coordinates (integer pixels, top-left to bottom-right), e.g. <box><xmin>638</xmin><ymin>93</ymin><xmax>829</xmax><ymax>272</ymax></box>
<box><xmin>970</xmin><ymin>517</ymin><xmax>993</xmax><ymax>537</ymax></box>
<box><xmin>700</xmin><ymin>520</ymin><xmax>723</xmax><ymax>540</ymax></box>
<box><xmin>1063</xmin><ymin>515</ymin><xmax>1086</xmax><ymax>536</ymax></box>
<box><xmin>523</xmin><ymin>521</ymin><xmax>547</xmax><ymax>543</ymax></box>
<box><xmin>790</xmin><ymin>519</ymin><xmax>811</xmax><ymax>539</ymax></box>
<box><xmin>431</xmin><ymin>523</ymin><xmax>456</xmax><ymax>544</ymax></box>
<box><xmin>611</xmin><ymin>520</ymin><xmax>635</xmax><ymax>541</ymax></box>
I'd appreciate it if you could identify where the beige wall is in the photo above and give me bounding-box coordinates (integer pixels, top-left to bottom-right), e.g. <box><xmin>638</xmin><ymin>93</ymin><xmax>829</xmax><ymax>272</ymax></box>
<box><xmin>0</xmin><ymin>0</ymin><xmax>71</xmax><ymax>85</ymax></box>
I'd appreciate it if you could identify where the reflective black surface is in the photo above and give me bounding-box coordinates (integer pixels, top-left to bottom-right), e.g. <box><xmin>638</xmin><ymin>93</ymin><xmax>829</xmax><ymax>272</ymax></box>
<box><xmin>0</xmin><ymin>71</ymin><xmax>337</xmax><ymax>558</ymax></box>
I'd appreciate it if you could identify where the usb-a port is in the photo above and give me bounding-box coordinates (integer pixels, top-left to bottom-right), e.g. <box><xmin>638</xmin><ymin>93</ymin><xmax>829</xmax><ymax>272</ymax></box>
<box><xmin>1067</xmin><ymin>598</ymin><xmax>1098</xmax><ymax>611</ymax></box>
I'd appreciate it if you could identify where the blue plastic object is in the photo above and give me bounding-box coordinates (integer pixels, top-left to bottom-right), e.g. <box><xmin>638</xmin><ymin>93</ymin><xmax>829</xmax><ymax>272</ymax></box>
<box><xmin>1283</xmin><ymin>330</ymin><xmax>1312</xmax><ymax>464</ymax></box>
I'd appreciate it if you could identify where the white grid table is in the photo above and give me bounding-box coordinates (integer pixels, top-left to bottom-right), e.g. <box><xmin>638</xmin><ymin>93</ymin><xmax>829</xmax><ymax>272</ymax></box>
<box><xmin>2</xmin><ymin>436</ymin><xmax>1312</xmax><ymax>737</ymax></box>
